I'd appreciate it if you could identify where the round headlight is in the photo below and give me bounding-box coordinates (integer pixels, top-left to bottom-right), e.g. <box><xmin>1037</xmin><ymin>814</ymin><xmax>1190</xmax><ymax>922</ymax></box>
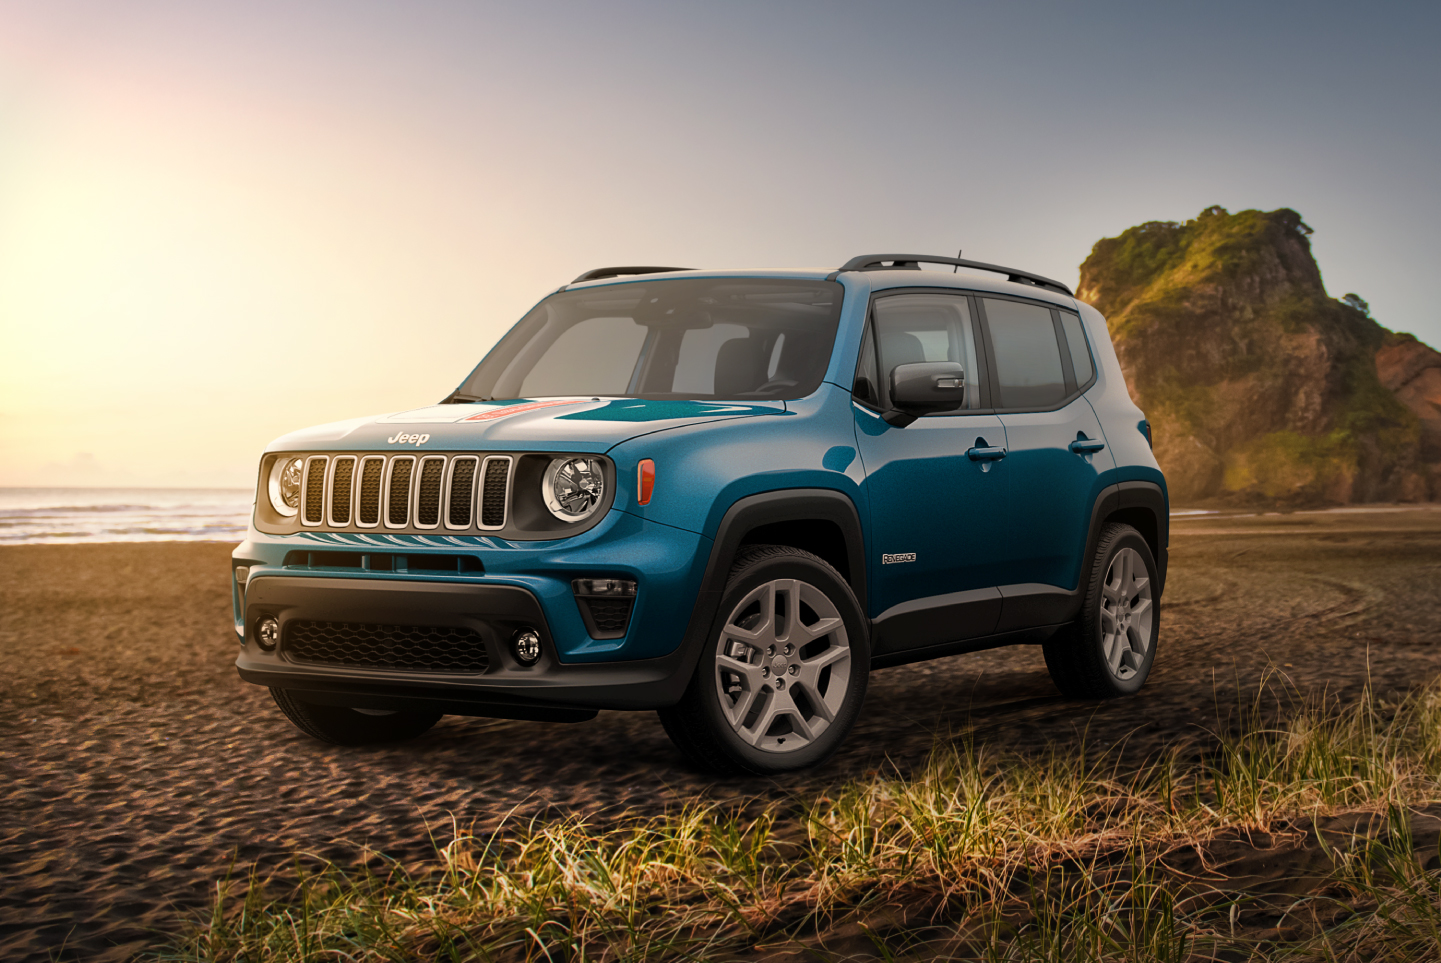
<box><xmin>267</xmin><ymin>456</ymin><xmax>303</xmax><ymax>517</ymax></box>
<box><xmin>542</xmin><ymin>457</ymin><xmax>605</xmax><ymax>522</ymax></box>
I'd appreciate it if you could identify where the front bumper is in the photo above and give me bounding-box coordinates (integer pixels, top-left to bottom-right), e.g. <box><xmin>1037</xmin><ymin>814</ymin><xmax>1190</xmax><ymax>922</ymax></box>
<box><xmin>236</xmin><ymin>575</ymin><xmax>695</xmax><ymax>715</ymax></box>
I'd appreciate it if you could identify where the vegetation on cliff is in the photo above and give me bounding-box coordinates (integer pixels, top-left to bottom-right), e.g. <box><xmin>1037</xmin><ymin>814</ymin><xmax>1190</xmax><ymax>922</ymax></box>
<box><xmin>1079</xmin><ymin>206</ymin><xmax>1436</xmax><ymax>505</ymax></box>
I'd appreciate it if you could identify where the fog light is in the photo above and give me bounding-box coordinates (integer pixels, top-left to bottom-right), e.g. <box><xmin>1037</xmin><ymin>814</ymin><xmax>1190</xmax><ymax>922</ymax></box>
<box><xmin>256</xmin><ymin>616</ymin><xmax>280</xmax><ymax>651</ymax></box>
<box><xmin>512</xmin><ymin>627</ymin><xmax>542</xmax><ymax>666</ymax></box>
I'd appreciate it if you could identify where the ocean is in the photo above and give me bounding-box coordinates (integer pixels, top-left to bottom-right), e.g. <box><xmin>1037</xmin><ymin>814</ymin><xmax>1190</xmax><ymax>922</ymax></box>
<box><xmin>0</xmin><ymin>488</ymin><xmax>253</xmax><ymax>545</ymax></box>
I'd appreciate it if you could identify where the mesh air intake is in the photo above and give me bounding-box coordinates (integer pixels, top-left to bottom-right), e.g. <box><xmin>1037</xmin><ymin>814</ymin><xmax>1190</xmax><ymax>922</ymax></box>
<box><xmin>388</xmin><ymin>459</ymin><xmax>413</xmax><ymax>526</ymax></box>
<box><xmin>330</xmin><ymin>457</ymin><xmax>354</xmax><ymax>525</ymax></box>
<box><xmin>285</xmin><ymin>620</ymin><xmax>488</xmax><ymax>673</ymax></box>
<box><xmin>416</xmin><ymin>459</ymin><xmax>444</xmax><ymax>527</ymax></box>
<box><xmin>448</xmin><ymin>458</ymin><xmax>476</xmax><ymax>527</ymax></box>
<box><xmin>358</xmin><ymin>459</ymin><xmax>383</xmax><ymax>525</ymax></box>
<box><xmin>481</xmin><ymin>459</ymin><xmax>510</xmax><ymax>527</ymax></box>
<box><xmin>303</xmin><ymin>459</ymin><xmax>326</xmax><ymax>524</ymax></box>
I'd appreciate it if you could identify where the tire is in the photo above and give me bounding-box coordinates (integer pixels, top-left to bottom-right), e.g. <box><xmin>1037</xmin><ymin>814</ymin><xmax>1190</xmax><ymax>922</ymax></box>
<box><xmin>658</xmin><ymin>544</ymin><xmax>870</xmax><ymax>775</ymax></box>
<box><xmin>269</xmin><ymin>688</ymin><xmax>442</xmax><ymax>746</ymax></box>
<box><xmin>1043</xmin><ymin>522</ymin><xmax>1159</xmax><ymax>699</ymax></box>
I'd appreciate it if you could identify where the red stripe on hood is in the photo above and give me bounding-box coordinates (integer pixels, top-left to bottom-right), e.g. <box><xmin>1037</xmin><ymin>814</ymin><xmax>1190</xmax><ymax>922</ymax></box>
<box><xmin>460</xmin><ymin>400</ymin><xmax>586</xmax><ymax>422</ymax></box>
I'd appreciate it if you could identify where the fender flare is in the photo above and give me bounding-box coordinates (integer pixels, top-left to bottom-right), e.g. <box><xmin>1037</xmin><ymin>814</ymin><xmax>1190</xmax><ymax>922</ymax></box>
<box><xmin>663</xmin><ymin>489</ymin><xmax>867</xmax><ymax>701</ymax></box>
<box><xmin>1082</xmin><ymin>480</ymin><xmax>1169</xmax><ymax>597</ymax></box>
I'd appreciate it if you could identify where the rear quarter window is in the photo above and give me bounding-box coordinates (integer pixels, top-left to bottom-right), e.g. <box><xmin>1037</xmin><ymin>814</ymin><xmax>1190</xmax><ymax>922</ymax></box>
<box><xmin>1059</xmin><ymin>312</ymin><xmax>1094</xmax><ymax>386</ymax></box>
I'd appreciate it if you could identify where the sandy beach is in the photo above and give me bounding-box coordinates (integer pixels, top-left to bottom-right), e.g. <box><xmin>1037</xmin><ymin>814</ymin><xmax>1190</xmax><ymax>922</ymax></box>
<box><xmin>3</xmin><ymin>509</ymin><xmax>1440</xmax><ymax>961</ymax></box>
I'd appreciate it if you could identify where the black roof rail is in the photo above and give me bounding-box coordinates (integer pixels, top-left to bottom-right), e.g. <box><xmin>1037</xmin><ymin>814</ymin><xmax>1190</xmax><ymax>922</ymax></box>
<box><xmin>571</xmin><ymin>265</ymin><xmax>694</xmax><ymax>284</ymax></box>
<box><xmin>835</xmin><ymin>254</ymin><xmax>1072</xmax><ymax>296</ymax></box>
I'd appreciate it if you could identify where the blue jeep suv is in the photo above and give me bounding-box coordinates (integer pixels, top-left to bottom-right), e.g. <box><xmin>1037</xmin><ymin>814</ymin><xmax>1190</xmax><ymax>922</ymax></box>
<box><xmin>233</xmin><ymin>255</ymin><xmax>1168</xmax><ymax>774</ymax></box>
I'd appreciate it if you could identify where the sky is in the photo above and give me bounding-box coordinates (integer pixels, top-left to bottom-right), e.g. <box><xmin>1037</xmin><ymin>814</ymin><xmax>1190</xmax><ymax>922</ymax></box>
<box><xmin>1</xmin><ymin>0</ymin><xmax>1438</xmax><ymax>488</ymax></box>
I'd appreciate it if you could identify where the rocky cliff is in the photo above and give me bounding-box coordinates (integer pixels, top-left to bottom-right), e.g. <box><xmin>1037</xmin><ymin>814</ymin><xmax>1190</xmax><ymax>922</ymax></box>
<box><xmin>1078</xmin><ymin>205</ymin><xmax>1441</xmax><ymax>505</ymax></box>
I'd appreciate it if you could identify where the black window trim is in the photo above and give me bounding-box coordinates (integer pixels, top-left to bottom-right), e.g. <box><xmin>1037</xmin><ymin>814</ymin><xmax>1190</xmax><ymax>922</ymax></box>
<box><xmin>974</xmin><ymin>292</ymin><xmax>1096</xmax><ymax>414</ymax></box>
<box><xmin>1056</xmin><ymin>306</ymin><xmax>1098</xmax><ymax>395</ymax></box>
<box><xmin>852</xmin><ymin>286</ymin><xmax>1096</xmax><ymax>417</ymax></box>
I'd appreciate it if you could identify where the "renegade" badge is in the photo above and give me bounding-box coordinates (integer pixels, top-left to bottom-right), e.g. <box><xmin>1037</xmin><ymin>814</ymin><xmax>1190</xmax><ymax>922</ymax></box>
<box><xmin>881</xmin><ymin>552</ymin><xmax>917</xmax><ymax>564</ymax></box>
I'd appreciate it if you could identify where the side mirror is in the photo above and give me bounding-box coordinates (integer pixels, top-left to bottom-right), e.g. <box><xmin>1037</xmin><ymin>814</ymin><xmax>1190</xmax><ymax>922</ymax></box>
<box><xmin>885</xmin><ymin>362</ymin><xmax>965</xmax><ymax>426</ymax></box>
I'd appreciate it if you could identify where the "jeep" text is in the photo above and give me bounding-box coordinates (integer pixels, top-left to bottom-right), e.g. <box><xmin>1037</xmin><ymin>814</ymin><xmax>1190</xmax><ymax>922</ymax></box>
<box><xmin>386</xmin><ymin>433</ymin><xmax>430</xmax><ymax>446</ymax></box>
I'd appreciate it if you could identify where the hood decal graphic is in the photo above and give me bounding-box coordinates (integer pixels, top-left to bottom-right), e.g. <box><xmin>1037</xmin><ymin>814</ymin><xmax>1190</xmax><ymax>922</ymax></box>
<box><xmin>461</xmin><ymin>400</ymin><xmax>590</xmax><ymax>422</ymax></box>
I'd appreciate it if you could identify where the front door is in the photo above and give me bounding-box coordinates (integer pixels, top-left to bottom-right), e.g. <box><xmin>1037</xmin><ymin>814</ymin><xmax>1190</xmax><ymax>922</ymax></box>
<box><xmin>852</xmin><ymin>291</ymin><xmax>1011</xmax><ymax>654</ymax></box>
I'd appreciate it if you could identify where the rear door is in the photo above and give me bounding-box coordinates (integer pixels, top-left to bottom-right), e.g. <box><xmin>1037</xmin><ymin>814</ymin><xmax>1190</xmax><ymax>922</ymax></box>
<box><xmin>978</xmin><ymin>297</ymin><xmax>1115</xmax><ymax>600</ymax></box>
<box><xmin>852</xmin><ymin>291</ymin><xmax>1009</xmax><ymax>652</ymax></box>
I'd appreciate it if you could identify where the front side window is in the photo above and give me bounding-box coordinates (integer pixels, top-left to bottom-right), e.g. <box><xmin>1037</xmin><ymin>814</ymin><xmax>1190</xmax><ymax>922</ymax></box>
<box><xmin>456</xmin><ymin>278</ymin><xmax>844</xmax><ymax>402</ymax></box>
<box><xmin>983</xmin><ymin>298</ymin><xmax>1067</xmax><ymax>410</ymax></box>
<box><xmin>869</xmin><ymin>293</ymin><xmax>985</xmax><ymax>410</ymax></box>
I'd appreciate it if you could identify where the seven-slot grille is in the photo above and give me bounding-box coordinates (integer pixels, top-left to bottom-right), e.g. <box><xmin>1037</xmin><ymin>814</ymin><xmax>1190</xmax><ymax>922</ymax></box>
<box><xmin>297</xmin><ymin>453</ymin><xmax>513</xmax><ymax>531</ymax></box>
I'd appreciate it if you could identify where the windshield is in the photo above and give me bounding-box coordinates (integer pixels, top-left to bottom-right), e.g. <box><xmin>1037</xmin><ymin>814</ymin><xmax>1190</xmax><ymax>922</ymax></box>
<box><xmin>453</xmin><ymin>277</ymin><xmax>845</xmax><ymax>402</ymax></box>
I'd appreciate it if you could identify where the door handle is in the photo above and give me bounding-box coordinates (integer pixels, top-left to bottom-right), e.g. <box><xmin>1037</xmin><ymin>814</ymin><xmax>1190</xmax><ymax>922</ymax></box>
<box><xmin>1069</xmin><ymin>438</ymin><xmax>1106</xmax><ymax>454</ymax></box>
<box><xmin>966</xmin><ymin>445</ymin><xmax>1008</xmax><ymax>461</ymax></box>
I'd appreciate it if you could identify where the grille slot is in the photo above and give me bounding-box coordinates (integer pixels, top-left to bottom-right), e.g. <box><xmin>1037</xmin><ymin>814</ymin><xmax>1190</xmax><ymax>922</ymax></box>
<box><xmin>303</xmin><ymin>457</ymin><xmax>328</xmax><ymax>525</ymax></box>
<box><xmin>415</xmin><ymin>457</ymin><xmax>445</xmax><ymax>528</ymax></box>
<box><xmin>387</xmin><ymin>457</ymin><xmax>415</xmax><ymax>527</ymax></box>
<box><xmin>285</xmin><ymin>620</ymin><xmax>489</xmax><ymax>673</ymax></box>
<box><xmin>447</xmin><ymin>457</ymin><xmax>477</xmax><ymax>529</ymax></box>
<box><xmin>329</xmin><ymin>456</ymin><xmax>355</xmax><ymax>526</ymax></box>
<box><xmin>480</xmin><ymin>456</ymin><xmax>512</xmax><ymax>529</ymax></box>
<box><xmin>357</xmin><ymin>457</ymin><xmax>384</xmax><ymax>526</ymax></box>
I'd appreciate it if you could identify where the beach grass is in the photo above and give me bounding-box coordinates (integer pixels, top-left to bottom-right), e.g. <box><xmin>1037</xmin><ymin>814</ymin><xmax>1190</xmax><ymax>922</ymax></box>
<box><xmin>156</xmin><ymin>677</ymin><xmax>1441</xmax><ymax>962</ymax></box>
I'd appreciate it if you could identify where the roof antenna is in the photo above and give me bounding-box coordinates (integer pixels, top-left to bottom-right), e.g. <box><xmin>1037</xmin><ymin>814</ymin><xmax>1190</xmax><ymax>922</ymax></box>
<box><xmin>953</xmin><ymin>248</ymin><xmax>962</xmax><ymax>273</ymax></box>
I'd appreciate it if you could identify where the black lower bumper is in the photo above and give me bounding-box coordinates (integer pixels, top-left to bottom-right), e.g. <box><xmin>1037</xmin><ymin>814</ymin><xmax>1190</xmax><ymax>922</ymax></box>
<box><xmin>237</xmin><ymin>575</ymin><xmax>694</xmax><ymax>717</ymax></box>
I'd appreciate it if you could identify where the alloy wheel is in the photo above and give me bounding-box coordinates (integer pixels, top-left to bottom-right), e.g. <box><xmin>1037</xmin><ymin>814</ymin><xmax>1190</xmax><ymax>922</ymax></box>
<box><xmin>1100</xmin><ymin>546</ymin><xmax>1153</xmax><ymax>681</ymax></box>
<box><xmin>713</xmin><ymin>577</ymin><xmax>851</xmax><ymax>753</ymax></box>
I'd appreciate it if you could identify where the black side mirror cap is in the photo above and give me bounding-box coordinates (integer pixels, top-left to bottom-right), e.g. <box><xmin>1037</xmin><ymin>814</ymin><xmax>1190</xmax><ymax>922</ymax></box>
<box><xmin>887</xmin><ymin>362</ymin><xmax>966</xmax><ymax>425</ymax></box>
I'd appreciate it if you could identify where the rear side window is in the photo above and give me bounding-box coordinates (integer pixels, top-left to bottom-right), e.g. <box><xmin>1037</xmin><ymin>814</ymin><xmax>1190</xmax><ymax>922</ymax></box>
<box><xmin>869</xmin><ymin>293</ymin><xmax>985</xmax><ymax>410</ymax></box>
<box><xmin>982</xmin><ymin>298</ymin><xmax>1067</xmax><ymax>409</ymax></box>
<box><xmin>1059</xmin><ymin>312</ymin><xmax>1094</xmax><ymax>386</ymax></box>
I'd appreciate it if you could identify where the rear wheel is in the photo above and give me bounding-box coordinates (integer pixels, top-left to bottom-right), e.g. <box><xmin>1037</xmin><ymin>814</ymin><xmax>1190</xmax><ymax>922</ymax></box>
<box><xmin>1043</xmin><ymin>522</ymin><xmax>1159</xmax><ymax>699</ymax></box>
<box><xmin>658</xmin><ymin>545</ymin><xmax>869</xmax><ymax>775</ymax></box>
<box><xmin>270</xmin><ymin>688</ymin><xmax>442</xmax><ymax>745</ymax></box>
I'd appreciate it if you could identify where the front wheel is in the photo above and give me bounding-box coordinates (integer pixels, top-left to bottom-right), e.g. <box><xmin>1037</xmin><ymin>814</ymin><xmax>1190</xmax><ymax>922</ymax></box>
<box><xmin>658</xmin><ymin>545</ymin><xmax>870</xmax><ymax>775</ymax></box>
<box><xmin>1043</xmin><ymin>522</ymin><xmax>1159</xmax><ymax>699</ymax></box>
<box><xmin>270</xmin><ymin>688</ymin><xmax>442</xmax><ymax>746</ymax></box>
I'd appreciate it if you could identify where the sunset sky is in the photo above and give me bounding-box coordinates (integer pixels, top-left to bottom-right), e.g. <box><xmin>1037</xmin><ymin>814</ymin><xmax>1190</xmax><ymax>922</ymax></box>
<box><xmin>2</xmin><ymin>0</ymin><xmax>1438</xmax><ymax>488</ymax></box>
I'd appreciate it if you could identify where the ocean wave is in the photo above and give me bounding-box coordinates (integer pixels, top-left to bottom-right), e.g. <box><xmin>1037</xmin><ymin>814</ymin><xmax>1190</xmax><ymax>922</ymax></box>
<box><xmin>0</xmin><ymin>488</ymin><xmax>253</xmax><ymax>545</ymax></box>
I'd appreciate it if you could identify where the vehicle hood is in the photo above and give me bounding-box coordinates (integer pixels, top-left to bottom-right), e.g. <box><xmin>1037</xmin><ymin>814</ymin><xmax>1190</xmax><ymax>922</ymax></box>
<box><xmin>266</xmin><ymin>398</ymin><xmax>790</xmax><ymax>453</ymax></box>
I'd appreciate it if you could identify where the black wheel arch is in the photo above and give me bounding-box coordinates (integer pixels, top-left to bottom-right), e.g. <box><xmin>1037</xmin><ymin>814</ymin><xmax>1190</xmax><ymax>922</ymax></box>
<box><xmin>1082</xmin><ymin>481</ymin><xmax>1169</xmax><ymax>598</ymax></box>
<box><xmin>668</xmin><ymin>489</ymin><xmax>867</xmax><ymax>701</ymax></box>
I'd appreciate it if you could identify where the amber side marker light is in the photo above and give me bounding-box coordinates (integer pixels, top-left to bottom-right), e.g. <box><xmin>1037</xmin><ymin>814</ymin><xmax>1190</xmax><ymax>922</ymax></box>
<box><xmin>637</xmin><ymin>459</ymin><xmax>656</xmax><ymax>506</ymax></box>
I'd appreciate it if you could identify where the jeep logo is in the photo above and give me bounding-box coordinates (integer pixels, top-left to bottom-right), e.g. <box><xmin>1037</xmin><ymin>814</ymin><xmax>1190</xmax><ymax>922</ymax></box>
<box><xmin>386</xmin><ymin>432</ymin><xmax>430</xmax><ymax>446</ymax></box>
